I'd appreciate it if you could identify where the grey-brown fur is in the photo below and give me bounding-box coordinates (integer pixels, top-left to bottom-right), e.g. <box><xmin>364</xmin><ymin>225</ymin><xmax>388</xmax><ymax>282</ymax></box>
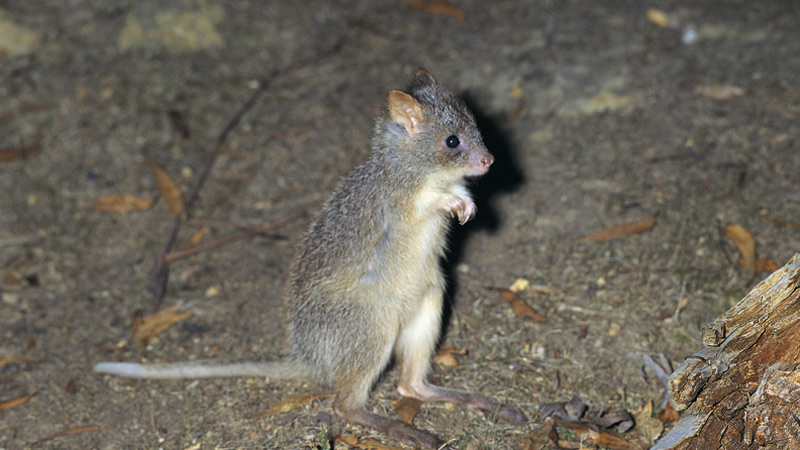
<box><xmin>94</xmin><ymin>69</ymin><xmax>524</xmax><ymax>449</ymax></box>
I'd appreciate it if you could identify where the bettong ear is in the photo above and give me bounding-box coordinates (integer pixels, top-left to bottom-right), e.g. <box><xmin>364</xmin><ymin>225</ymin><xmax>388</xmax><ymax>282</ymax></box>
<box><xmin>387</xmin><ymin>90</ymin><xmax>424</xmax><ymax>135</ymax></box>
<box><xmin>413</xmin><ymin>68</ymin><xmax>437</xmax><ymax>86</ymax></box>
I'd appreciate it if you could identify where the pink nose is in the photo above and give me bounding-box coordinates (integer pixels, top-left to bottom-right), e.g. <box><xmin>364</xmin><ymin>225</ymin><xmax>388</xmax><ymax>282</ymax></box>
<box><xmin>481</xmin><ymin>154</ymin><xmax>494</xmax><ymax>169</ymax></box>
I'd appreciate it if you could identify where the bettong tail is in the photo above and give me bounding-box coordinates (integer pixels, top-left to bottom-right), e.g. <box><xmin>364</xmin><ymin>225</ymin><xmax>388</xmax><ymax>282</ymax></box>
<box><xmin>93</xmin><ymin>359</ymin><xmax>305</xmax><ymax>379</ymax></box>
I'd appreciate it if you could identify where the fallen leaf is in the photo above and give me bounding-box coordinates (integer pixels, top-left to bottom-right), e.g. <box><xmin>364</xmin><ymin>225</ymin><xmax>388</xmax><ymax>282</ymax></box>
<box><xmin>335</xmin><ymin>436</ymin><xmax>404</xmax><ymax>450</ymax></box>
<box><xmin>693</xmin><ymin>84</ymin><xmax>745</xmax><ymax>101</ymax></box>
<box><xmin>756</xmin><ymin>258</ymin><xmax>780</xmax><ymax>273</ymax></box>
<box><xmin>0</xmin><ymin>355</ymin><xmax>40</xmax><ymax>367</ymax></box>
<box><xmin>403</xmin><ymin>0</ymin><xmax>464</xmax><ymax>20</ymax></box>
<box><xmin>584</xmin><ymin>428</ymin><xmax>638</xmax><ymax>450</ymax></box>
<box><xmin>657</xmin><ymin>401</ymin><xmax>680</xmax><ymax>423</ymax></box>
<box><xmin>90</xmin><ymin>194</ymin><xmax>157</xmax><ymax>214</ymax></box>
<box><xmin>132</xmin><ymin>301</ymin><xmax>195</xmax><ymax>346</ymax></box>
<box><xmin>589</xmin><ymin>409</ymin><xmax>635</xmax><ymax>432</ymax></box>
<box><xmin>0</xmin><ymin>389</ymin><xmax>40</xmax><ymax>410</ymax></box>
<box><xmin>724</xmin><ymin>224</ymin><xmax>756</xmax><ymax>276</ymax></box>
<box><xmin>646</xmin><ymin>8</ymin><xmax>672</xmax><ymax>28</ymax></box>
<box><xmin>254</xmin><ymin>393</ymin><xmax>333</xmax><ymax>417</ymax></box>
<box><xmin>551</xmin><ymin>417</ymin><xmax>637</xmax><ymax>450</ymax></box>
<box><xmin>0</xmin><ymin>140</ymin><xmax>39</xmax><ymax>162</ymax></box>
<box><xmin>433</xmin><ymin>345</ymin><xmax>466</xmax><ymax>367</ymax></box>
<box><xmin>736</xmin><ymin>257</ymin><xmax>780</xmax><ymax>273</ymax></box>
<box><xmin>184</xmin><ymin>226</ymin><xmax>210</xmax><ymax>249</ymax></box>
<box><xmin>144</xmin><ymin>154</ymin><xmax>184</xmax><ymax>215</ymax></box>
<box><xmin>335</xmin><ymin>435</ymin><xmax>360</xmax><ymax>446</ymax></box>
<box><xmin>579</xmin><ymin>217</ymin><xmax>656</xmax><ymax>241</ymax></box>
<box><xmin>30</xmin><ymin>425</ymin><xmax>103</xmax><ymax>445</ymax></box>
<box><xmin>392</xmin><ymin>397</ymin><xmax>422</xmax><ymax>425</ymax></box>
<box><xmin>539</xmin><ymin>396</ymin><xmax>587</xmax><ymax>421</ymax></box>
<box><xmin>632</xmin><ymin>400</ymin><xmax>663</xmax><ymax>445</ymax></box>
<box><xmin>519</xmin><ymin>425</ymin><xmax>555</xmax><ymax>450</ymax></box>
<box><xmin>497</xmin><ymin>288</ymin><xmax>547</xmax><ymax>322</ymax></box>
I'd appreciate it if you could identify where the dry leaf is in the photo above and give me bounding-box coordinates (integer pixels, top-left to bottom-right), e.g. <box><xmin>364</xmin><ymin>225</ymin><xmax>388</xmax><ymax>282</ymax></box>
<box><xmin>736</xmin><ymin>257</ymin><xmax>780</xmax><ymax>273</ymax></box>
<box><xmin>90</xmin><ymin>194</ymin><xmax>156</xmax><ymax>214</ymax></box>
<box><xmin>551</xmin><ymin>418</ymin><xmax>637</xmax><ymax>450</ymax></box>
<box><xmin>0</xmin><ymin>355</ymin><xmax>39</xmax><ymax>367</ymax></box>
<box><xmin>403</xmin><ymin>0</ymin><xmax>464</xmax><ymax>20</ymax></box>
<box><xmin>132</xmin><ymin>301</ymin><xmax>194</xmax><ymax>346</ymax></box>
<box><xmin>519</xmin><ymin>426</ymin><xmax>555</xmax><ymax>450</ymax></box>
<box><xmin>657</xmin><ymin>401</ymin><xmax>680</xmax><ymax>423</ymax></box>
<box><xmin>254</xmin><ymin>393</ymin><xmax>333</xmax><ymax>417</ymax></box>
<box><xmin>433</xmin><ymin>345</ymin><xmax>466</xmax><ymax>367</ymax></box>
<box><xmin>632</xmin><ymin>400</ymin><xmax>663</xmax><ymax>445</ymax></box>
<box><xmin>0</xmin><ymin>389</ymin><xmax>40</xmax><ymax>410</ymax></box>
<box><xmin>335</xmin><ymin>436</ymin><xmax>404</xmax><ymax>450</ymax></box>
<box><xmin>724</xmin><ymin>224</ymin><xmax>756</xmax><ymax>276</ymax></box>
<box><xmin>584</xmin><ymin>429</ymin><xmax>638</xmax><ymax>450</ymax></box>
<box><xmin>646</xmin><ymin>8</ymin><xmax>671</xmax><ymax>28</ymax></box>
<box><xmin>184</xmin><ymin>226</ymin><xmax>210</xmax><ymax>249</ymax></box>
<box><xmin>0</xmin><ymin>141</ymin><xmax>39</xmax><ymax>162</ymax></box>
<box><xmin>693</xmin><ymin>84</ymin><xmax>745</xmax><ymax>101</ymax></box>
<box><xmin>392</xmin><ymin>397</ymin><xmax>422</xmax><ymax>425</ymax></box>
<box><xmin>756</xmin><ymin>258</ymin><xmax>780</xmax><ymax>272</ymax></box>
<box><xmin>497</xmin><ymin>288</ymin><xmax>547</xmax><ymax>322</ymax></box>
<box><xmin>335</xmin><ymin>435</ymin><xmax>360</xmax><ymax>446</ymax></box>
<box><xmin>144</xmin><ymin>154</ymin><xmax>184</xmax><ymax>215</ymax></box>
<box><xmin>580</xmin><ymin>216</ymin><xmax>656</xmax><ymax>241</ymax></box>
<box><xmin>31</xmin><ymin>425</ymin><xmax>103</xmax><ymax>445</ymax></box>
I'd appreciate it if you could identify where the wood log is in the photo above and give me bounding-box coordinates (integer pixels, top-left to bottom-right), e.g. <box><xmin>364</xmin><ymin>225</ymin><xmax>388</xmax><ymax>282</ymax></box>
<box><xmin>653</xmin><ymin>253</ymin><xmax>800</xmax><ymax>450</ymax></box>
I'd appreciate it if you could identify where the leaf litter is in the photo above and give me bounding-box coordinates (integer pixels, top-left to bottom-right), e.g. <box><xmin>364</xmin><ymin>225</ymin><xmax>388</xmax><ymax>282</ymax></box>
<box><xmin>132</xmin><ymin>300</ymin><xmax>195</xmax><ymax>346</ymax></box>
<box><xmin>496</xmin><ymin>288</ymin><xmax>547</xmax><ymax>322</ymax></box>
<box><xmin>432</xmin><ymin>344</ymin><xmax>466</xmax><ymax>367</ymax></box>
<box><xmin>143</xmin><ymin>153</ymin><xmax>184</xmax><ymax>215</ymax></box>
<box><xmin>579</xmin><ymin>216</ymin><xmax>656</xmax><ymax>241</ymax></box>
<box><xmin>253</xmin><ymin>393</ymin><xmax>333</xmax><ymax>417</ymax></box>
<box><xmin>90</xmin><ymin>194</ymin><xmax>156</xmax><ymax>214</ymax></box>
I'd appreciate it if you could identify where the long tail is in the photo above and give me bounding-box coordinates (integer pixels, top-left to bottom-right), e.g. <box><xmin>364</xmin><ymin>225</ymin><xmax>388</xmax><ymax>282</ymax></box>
<box><xmin>93</xmin><ymin>359</ymin><xmax>308</xmax><ymax>380</ymax></box>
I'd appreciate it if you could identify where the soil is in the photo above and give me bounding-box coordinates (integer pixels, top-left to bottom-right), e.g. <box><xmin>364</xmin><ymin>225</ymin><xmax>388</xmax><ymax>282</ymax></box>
<box><xmin>1</xmin><ymin>1</ymin><xmax>799</xmax><ymax>449</ymax></box>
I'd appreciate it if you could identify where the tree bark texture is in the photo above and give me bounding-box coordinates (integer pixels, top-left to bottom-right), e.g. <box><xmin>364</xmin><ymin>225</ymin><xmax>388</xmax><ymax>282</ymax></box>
<box><xmin>653</xmin><ymin>253</ymin><xmax>800</xmax><ymax>450</ymax></box>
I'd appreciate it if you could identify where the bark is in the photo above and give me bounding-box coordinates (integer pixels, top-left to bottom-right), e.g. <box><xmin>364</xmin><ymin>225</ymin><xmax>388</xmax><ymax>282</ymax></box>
<box><xmin>653</xmin><ymin>253</ymin><xmax>800</xmax><ymax>450</ymax></box>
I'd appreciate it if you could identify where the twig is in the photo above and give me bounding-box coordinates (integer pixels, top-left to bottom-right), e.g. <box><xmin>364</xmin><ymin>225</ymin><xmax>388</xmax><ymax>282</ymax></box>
<box><xmin>0</xmin><ymin>103</ymin><xmax>55</xmax><ymax>126</ymax></box>
<box><xmin>163</xmin><ymin>212</ymin><xmax>305</xmax><ymax>264</ymax></box>
<box><xmin>30</xmin><ymin>425</ymin><xmax>103</xmax><ymax>446</ymax></box>
<box><xmin>642</xmin><ymin>354</ymin><xmax>673</xmax><ymax>410</ymax></box>
<box><xmin>151</xmin><ymin>41</ymin><xmax>343</xmax><ymax>307</ymax></box>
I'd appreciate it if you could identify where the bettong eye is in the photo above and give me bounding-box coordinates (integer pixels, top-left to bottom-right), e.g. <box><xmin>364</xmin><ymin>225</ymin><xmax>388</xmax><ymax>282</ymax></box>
<box><xmin>445</xmin><ymin>135</ymin><xmax>460</xmax><ymax>149</ymax></box>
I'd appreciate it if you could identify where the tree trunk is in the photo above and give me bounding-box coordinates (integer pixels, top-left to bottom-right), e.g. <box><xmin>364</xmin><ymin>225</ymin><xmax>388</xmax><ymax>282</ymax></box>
<box><xmin>653</xmin><ymin>253</ymin><xmax>800</xmax><ymax>450</ymax></box>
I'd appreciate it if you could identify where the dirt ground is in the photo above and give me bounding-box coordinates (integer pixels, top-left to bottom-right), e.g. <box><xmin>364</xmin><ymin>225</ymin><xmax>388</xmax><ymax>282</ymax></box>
<box><xmin>2</xmin><ymin>1</ymin><xmax>799</xmax><ymax>449</ymax></box>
